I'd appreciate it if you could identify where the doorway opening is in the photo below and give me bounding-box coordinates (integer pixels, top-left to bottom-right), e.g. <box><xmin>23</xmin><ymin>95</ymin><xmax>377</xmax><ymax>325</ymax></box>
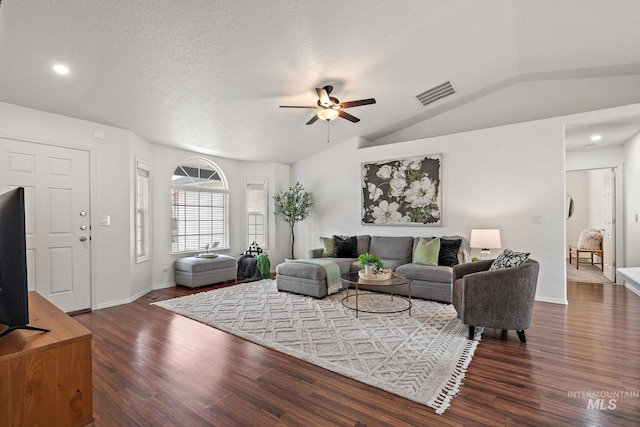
<box><xmin>565</xmin><ymin>168</ymin><xmax>616</xmax><ymax>284</ymax></box>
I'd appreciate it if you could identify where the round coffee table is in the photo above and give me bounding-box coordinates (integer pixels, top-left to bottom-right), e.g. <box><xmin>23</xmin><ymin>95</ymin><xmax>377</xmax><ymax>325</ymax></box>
<box><xmin>341</xmin><ymin>271</ymin><xmax>412</xmax><ymax>317</ymax></box>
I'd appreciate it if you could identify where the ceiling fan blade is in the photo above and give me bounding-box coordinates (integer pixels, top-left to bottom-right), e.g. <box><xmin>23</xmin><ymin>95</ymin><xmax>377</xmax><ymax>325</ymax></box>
<box><xmin>306</xmin><ymin>115</ymin><xmax>319</xmax><ymax>125</ymax></box>
<box><xmin>338</xmin><ymin>110</ymin><xmax>360</xmax><ymax>123</ymax></box>
<box><xmin>316</xmin><ymin>87</ymin><xmax>331</xmax><ymax>106</ymax></box>
<box><xmin>279</xmin><ymin>105</ymin><xmax>318</xmax><ymax>109</ymax></box>
<box><xmin>339</xmin><ymin>98</ymin><xmax>376</xmax><ymax>109</ymax></box>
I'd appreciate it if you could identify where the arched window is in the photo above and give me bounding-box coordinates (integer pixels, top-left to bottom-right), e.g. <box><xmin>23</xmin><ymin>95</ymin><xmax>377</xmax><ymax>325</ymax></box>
<box><xmin>171</xmin><ymin>158</ymin><xmax>229</xmax><ymax>254</ymax></box>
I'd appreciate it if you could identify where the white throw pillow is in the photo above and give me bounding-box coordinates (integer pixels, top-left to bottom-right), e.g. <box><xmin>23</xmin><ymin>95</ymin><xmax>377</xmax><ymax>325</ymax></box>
<box><xmin>577</xmin><ymin>228</ymin><xmax>602</xmax><ymax>250</ymax></box>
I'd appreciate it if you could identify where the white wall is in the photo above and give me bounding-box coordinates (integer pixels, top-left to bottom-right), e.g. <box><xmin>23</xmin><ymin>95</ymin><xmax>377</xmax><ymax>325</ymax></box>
<box><xmin>624</xmin><ymin>133</ymin><xmax>640</xmax><ymax>267</ymax></box>
<box><xmin>292</xmin><ymin>121</ymin><xmax>568</xmax><ymax>304</ymax></box>
<box><xmin>565</xmin><ymin>145</ymin><xmax>624</xmax><ymax>171</ymax></box>
<box><xmin>566</xmin><ymin>170</ymin><xmax>589</xmax><ymax>250</ymax></box>
<box><xmin>587</xmin><ymin>169</ymin><xmax>607</xmax><ymax>229</ymax></box>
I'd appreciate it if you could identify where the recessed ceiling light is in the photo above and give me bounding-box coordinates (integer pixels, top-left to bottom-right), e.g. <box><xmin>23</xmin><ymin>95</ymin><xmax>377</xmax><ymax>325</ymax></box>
<box><xmin>53</xmin><ymin>63</ymin><xmax>70</xmax><ymax>75</ymax></box>
<box><xmin>590</xmin><ymin>134</ymin><xmax>602</xmax><ymax>141</ymax></box>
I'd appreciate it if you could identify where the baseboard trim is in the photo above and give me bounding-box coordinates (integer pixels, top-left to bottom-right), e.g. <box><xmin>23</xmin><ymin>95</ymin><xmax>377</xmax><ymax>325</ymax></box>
<box><xmin>96</xmin><ymin>297</ymin><xmax>135</xmax><ymax>310</ymax></box>
<box><xmin>624</xmin><ymin>282</ymin><xmax>640</xmax><ymax>298</ymax></box>
<box><xmin>95</xmin><ymin>282</ymin><xmax>177</xmax><ymax>310</ymax></box>
<box><xmin>535</xmin><ymin>296</ymin><xmax>568</xmax><ymax>305</ymax></box>
<box><xmin>153</xmin><ymin>282</ymin><xmax>176</xmax><ymax>290</ymax></box>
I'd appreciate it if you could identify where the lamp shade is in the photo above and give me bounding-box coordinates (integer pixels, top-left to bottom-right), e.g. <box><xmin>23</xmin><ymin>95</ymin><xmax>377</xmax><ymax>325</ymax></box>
<box><xmin>317</xmin><ymin>108</ymin><xmax>339</xmax><ymax>121</ymax></box>
<box><xmin>470</xmin><ymin>229</ymin><xmax>502</xmax><ymax>249</ymax></box>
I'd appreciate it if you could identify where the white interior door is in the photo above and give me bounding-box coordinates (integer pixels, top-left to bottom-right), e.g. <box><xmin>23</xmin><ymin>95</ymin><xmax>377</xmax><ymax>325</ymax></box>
<box><xmin>0</xmin><ymin>138</ymin><xmax>91</xmax><ymax>312</ymax></box>
<box><xmin>602</xmin><ymin>168</ymin><xmax>616</xmax><ymax>282</ymax></box>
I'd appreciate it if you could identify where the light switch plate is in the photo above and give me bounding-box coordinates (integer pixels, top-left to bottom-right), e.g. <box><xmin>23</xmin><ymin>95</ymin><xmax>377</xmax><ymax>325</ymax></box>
<box><xmin>99</xmin><ymin>215</ymin><xmax>111</xmax><ymax>226</ymax></box>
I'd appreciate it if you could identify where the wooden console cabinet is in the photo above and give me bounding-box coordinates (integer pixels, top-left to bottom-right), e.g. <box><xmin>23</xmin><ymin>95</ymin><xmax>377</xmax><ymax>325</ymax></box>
<box><xmin>0</xmin><ymin>291</ymin><xmax>93</xmax><ymax>426</ymax></box>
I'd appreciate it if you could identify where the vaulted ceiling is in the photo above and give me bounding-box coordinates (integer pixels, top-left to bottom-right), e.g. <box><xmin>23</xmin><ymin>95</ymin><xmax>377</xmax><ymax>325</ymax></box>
<box><xmin>1</xmin><ymin>0</ymin><xmax>640</xmax><ymax>163</ymax></box>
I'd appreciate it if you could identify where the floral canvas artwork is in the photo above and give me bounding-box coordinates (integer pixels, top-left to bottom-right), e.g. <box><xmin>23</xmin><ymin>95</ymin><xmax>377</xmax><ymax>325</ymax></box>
<box><xmin>361</xmin><ymin>155</ymin><xmax>442</xmax><ymax>226</ymax></box>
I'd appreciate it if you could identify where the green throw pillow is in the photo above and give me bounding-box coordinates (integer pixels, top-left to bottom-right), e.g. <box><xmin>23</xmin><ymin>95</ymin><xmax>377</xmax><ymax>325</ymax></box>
<box><xmin>414</xmin><ymin>237</ymin><xmax>440</xmax><ymax>266</ymax></box>
<box><xmin>320</xmin><ymin>237</ymin><xmax>334</xmax><ymax>257</ymax></box>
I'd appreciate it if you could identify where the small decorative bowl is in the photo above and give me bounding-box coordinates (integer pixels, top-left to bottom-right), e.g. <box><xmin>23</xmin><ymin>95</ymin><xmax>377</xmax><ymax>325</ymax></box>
<box><xmin>358</xmin><ymin>269</ymin><xmax>392</xmax><ymax>281</ymax></box>
<box><xmin>196</xmin><ymin>253</ymin><xmax>218</xmax><ymax>258</ymax></box>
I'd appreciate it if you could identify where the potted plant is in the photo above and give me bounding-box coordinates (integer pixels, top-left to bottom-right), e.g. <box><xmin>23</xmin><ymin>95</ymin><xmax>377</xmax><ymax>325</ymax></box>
<box><xmin>274</xmin><ymin>182</ymin><xmax>314</xmax><ymax>259</ymax></box>
<box><xmin>358</xmin><ymin>252</ymin><xmax>384</xmax><ymax>274</ymax></box>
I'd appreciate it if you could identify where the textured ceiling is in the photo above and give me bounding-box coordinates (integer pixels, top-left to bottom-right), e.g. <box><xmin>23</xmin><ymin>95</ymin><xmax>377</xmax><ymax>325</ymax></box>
<box><xmin>1</xmin><ymin>0</ymin><xmax>640</xmax><ymax>163</ymax></box>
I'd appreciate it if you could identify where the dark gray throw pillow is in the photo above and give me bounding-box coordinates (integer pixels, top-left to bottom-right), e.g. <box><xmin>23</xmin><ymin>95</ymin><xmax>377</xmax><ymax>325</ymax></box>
<box><xmin>333</xmin><ymin>235</ymin><xmax>358</xmax><ymax>258</ymax></box>
<box><xmin>438</xmin><ymin>238</ymin><xmax>462</xmax><ymax>267</ymax></box>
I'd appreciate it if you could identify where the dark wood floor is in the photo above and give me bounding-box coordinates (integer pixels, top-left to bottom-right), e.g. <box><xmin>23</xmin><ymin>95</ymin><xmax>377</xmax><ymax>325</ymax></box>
<box><xmin>74</xmin><ymin>280</ymin><xmax>640</xmax><ymax>426</ymax></box>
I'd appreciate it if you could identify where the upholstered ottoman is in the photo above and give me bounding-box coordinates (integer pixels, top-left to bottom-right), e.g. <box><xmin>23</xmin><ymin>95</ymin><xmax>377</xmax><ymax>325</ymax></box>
<box><xmin>276</xmin><ymin>262</ymin><xmax>328</xmax><ymax>298</ymax></box>
<box><xmin>174</xmin><ymin>255</ymin><xmax>237</xmax><ymax>288</ymax></box>
<box><xmin>275</xmin><ymin>259</ymin><xmax>353</xmax><ymax>298</ymax></box>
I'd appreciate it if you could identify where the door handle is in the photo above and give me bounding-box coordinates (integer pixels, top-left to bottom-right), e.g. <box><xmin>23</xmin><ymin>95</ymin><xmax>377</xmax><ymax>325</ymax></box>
<box><xmin>79</xmin><ymin>236</ymin><xmax>87</xmax><ymax>242</ymax></box>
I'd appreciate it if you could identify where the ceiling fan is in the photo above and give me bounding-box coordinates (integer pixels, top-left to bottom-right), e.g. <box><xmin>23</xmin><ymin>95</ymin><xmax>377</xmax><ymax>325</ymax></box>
<box><xmin>280</xmin><ymin>85</ymin><xmax>376</xmax><ymax>125</ymax></box>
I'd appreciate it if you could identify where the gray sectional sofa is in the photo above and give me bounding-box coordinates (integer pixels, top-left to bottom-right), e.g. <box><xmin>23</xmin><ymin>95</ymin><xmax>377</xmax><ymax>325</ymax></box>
<box><xmin>275</xmin><ymin>235</ymin><xmax>470</xmax><ymax>302</ymax></box>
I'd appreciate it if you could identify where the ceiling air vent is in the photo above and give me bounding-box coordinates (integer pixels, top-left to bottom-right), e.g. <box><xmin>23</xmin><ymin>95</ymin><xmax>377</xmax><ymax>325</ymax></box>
<box><xmin>415</xmin><ymin>81</ymin><xmax>455</xmax><ymax>107</ymax></box>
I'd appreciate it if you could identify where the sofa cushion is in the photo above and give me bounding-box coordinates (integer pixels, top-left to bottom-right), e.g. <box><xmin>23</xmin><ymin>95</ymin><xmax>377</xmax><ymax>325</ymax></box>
<box><xmin>276</xmin><ymin>261</ymin><xmax>327</xmax><ymax>280</ymax></box>
<box><xmin>369</xmin><ymin>236</ymin><xmax>413</xmax><ymax>263</ymax></box>
<box><xmin>414</xmin><ymin>237</ymin><xmax>440</xmax><ymax>266</ymax></box>
<box><xmin>311</xmin><ymin>257</ymin><xmax>354</xmax><ymax>275</ymax></box>
<box><xmin>277</xmin><ymin>258</ymin><xmax>354</xmax><ymax>279</ymax></box>
<box><xmin>489</xmin><ymin>249</ymin><xmax>530</xmax><ymax>270</ymax></box>
<box><xmin>333</xmin><ymin>235</ymin><xmax>358</xmax><ymax>257</ymax></box>
<box><xmin>319</xmin><ymin>237</ymin><xmax>334</xmax><ymax>257</ymax></box>
<box><xmin>438</xmin><ymin>238</ymin><xmax>462</xmax><ymax>267</ymax></box>
<box><xmin>356</xmin><ymin>235</ymin><xmax>371</xmax><ymax>255</ymax></box>
<box><xmin>174</xmin><ymin>255</ymin><xmax>236</xmax><ymax>273</ymax></box>
<box><xmin>395</xmin><ymin>263</ymin><xmax>454</xmax><ymax>284</ymax></box>
<box><xmin>380</xmin><ymin>259</ymin><xmax>409</xmax><ymax>271</ymax></box>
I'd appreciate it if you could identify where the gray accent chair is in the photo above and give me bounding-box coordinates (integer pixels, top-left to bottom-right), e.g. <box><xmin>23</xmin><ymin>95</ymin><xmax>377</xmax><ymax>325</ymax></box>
<box><xmin>452</xmin><ymin>258</ymin><xmax>539</xmax><ymax>343</ymax></box>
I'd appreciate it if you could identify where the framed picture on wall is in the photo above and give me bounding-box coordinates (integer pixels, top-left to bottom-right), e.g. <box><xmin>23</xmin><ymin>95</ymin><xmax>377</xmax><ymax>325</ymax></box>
<box><xmin>361</xmin><ymin>154</ymin><xmax>442</xmax><ymax>226</ymax></box>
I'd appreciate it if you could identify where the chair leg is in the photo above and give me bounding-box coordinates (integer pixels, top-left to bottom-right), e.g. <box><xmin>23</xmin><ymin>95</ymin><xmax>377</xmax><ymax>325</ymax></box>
<box><xmin>468</xmin><ymin>325</ymin><xmax>475</xmax><ymax>340</ymax></box>
<box><xmin>516</xmin><ymin>330</ymin><xmax>526</xmax><ymax>343</ymax></box>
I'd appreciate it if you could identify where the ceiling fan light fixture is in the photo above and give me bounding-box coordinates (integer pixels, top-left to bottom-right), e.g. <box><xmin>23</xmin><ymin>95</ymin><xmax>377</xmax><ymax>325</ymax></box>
<box><xmin>317</xmin><ymin>108</ymin><xmax>339</xmax><ymax>121</ymax></box>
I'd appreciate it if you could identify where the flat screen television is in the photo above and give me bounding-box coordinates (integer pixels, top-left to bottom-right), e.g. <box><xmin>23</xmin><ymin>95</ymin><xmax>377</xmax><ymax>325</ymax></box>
<box><xmin>0</xmin><ymin>187</ymin><xmax>49</xmax><ymax>338</ymax></box>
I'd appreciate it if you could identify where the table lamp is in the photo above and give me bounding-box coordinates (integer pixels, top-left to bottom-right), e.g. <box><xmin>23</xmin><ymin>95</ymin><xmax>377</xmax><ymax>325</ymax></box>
<box><xmin>470</xmin><ymin>229</ymin><xmax>502</xmax><ymax>260</ymax></box>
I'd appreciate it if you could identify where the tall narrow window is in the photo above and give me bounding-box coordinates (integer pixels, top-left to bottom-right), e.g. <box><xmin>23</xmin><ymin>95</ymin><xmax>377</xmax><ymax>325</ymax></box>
<box><xmin>135</xmin><ymin>160</ymin><xmax>150</xmax><ymax>263</ymax></box>
<box><xmin>171</xmin><ymin>158</ymin><xmax>229</xmax><ymax>254</ymax></box>
<box><xmin>245</xmin><ymin>178</ymin><xmax>267</xmax><ymax>247</ymax></box>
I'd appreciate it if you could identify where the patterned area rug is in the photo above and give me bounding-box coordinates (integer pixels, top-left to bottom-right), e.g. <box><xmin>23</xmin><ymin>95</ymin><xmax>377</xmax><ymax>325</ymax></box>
<box><xmin>153</xmin><ymin>279</ymin><xmax>481</xmax><ymax>414</ymax></box>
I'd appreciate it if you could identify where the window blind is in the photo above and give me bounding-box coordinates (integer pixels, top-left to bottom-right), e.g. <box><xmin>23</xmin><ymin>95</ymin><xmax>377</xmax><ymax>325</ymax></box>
<box><xmin>171</xmin><ymin>189</ymin><xmax>228</xmax><ymax>253</ymax></box>
<box><xmin>245</xmin><ymin>181</ymin><xmax>266</xmax><ymax>246</ymax></box>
